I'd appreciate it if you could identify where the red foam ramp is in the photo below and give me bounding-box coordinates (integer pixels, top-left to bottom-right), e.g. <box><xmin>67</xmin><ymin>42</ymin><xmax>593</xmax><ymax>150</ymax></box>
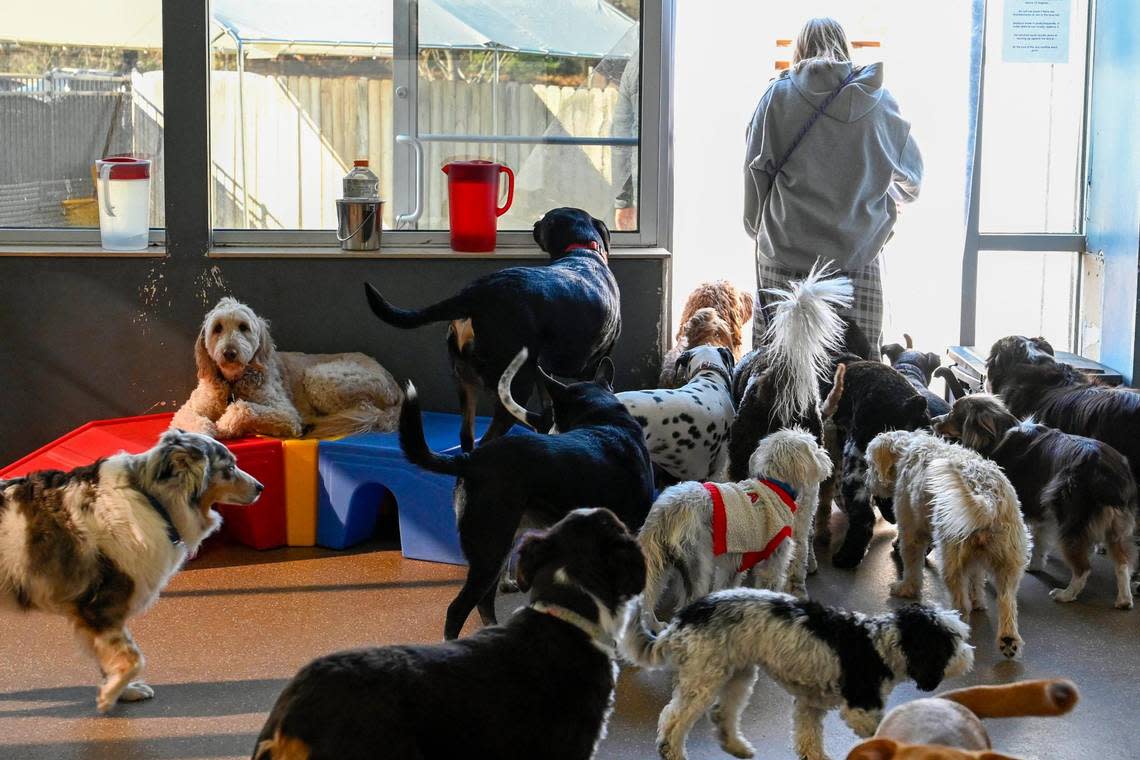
<box><xmin>2</xmin><ymin>413</ymin><xmax>286</xmax><ymax>550</ymax></box>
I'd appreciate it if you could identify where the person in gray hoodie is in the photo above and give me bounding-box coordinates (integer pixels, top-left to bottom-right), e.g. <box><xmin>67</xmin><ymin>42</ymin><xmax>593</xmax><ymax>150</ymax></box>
<box><xmin>744</xmin><ymin>17</ymin><xmax>923</xmax><ymax>347</ymax></box>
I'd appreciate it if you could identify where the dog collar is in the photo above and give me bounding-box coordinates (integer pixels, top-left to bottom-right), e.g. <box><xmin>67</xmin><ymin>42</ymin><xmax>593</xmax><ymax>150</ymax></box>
<box><xmin>143</xmin><ymin>492</ymin><xmax>184</xmax><ymax>546</ymax></box>
<box><xmin>564</xmin><ymin>240</ymin><xmax>601</xmax><ymax>254</ymax></box>
<box><xmin>758</xmin><ymin>477</ymin><xmax>798</xmax><ymax>504</ymax></box>
<box><xmin>530</xmin><ymin>601</ymin><xmax>617</xmax><ymax>657</ymax></box>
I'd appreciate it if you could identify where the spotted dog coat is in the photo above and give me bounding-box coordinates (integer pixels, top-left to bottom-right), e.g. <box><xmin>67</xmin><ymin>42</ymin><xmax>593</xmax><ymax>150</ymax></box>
<box><xmin>0</xmin><ymin>430</ymin><xmax>262</xmax><ymax>713</ymax></box>
<box><xmin>618</xmin><ymin>345</ymin><xmax>736</xmax><ymax>482</ymax></box>
<box><xmin>622</xmin><ymin>588</ymin><xmax>974</xmax><ymax>760</ymax></box>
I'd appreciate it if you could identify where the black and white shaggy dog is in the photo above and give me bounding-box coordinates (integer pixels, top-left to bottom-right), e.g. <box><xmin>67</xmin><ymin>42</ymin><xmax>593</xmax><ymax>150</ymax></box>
<box><xmin>986</xmin><ymin>335</ymin><xmax>1140</xmax><ymax>486</ymax></box>
<box><xmin>638</xmin><ymin>428</ymin><xmax>834</xmax><ymax>631</ymax></box>
<box><xmin>827</xmin><ymin>360</ymin><xmax>930</xmax><ymax>568</ymax></box>
<box><xmin>727</xmin><ymin>264</ymin><xmax>854</xmax><ymax>481</ymax></box>
<box><xmin>253</xmin><ymin>508</ymin><xmax>646</xmax><ymax>760</ymax></box>
<box><xmin>401</xmin><ymin>350</ymin><xmax>654</xmax><ymax>639</ymax></box>
<box><xmin>881</xmin><ymin>334</ymin><xmax>950</xmax><ymax>418</ymax></box>
<box><xmin>618</xmin><ymin>344</ymin><xmax>736</xmax><ymax>483</ymax></box>
<box><xmin>365</xmin><ymin>207</ymin><xmax>618</xmax><ymax>451</ymax></box>
<box><xmin>622</xmin><ymin>589</ymin><xmax>973</xmax><ymax>760</ymax></box>
<box><xmin>934</xmin><ymin>394</ymin><xmax>1138</xmax><ymax>609</ymax></box>
<box><xmin>0</xmin><ymin>430</ymin><xmax>262</xmax><ymax>712</ymax></box>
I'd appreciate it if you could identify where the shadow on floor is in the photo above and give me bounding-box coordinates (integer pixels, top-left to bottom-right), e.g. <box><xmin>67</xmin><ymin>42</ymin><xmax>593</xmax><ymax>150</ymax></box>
<box><xmin>164</xmin><ymin>577</ymin><xmax>463</xmax><ymax>599</ymax></box>
<box><xmin>0</xmin><ymin>733</ymin><xmax>260</xmax><ymax>760</ymax></box>
<box><xmin>0</xmin><ymin>678</ymin><xmax>288</xmax><ymax>720</ymax></box>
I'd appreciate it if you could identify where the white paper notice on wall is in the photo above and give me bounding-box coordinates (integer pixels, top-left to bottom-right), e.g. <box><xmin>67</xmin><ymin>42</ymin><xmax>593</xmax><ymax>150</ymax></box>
<box><xmin>1003</xmin><ymin>0</ymin><xmax>1071</xmax><ymax>63</ymax></box>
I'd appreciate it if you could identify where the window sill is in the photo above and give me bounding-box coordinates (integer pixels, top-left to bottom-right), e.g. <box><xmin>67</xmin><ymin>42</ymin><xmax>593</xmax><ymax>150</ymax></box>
<box><xmin>207</xmin><ymin>246</ymin><xmax>671</xmax><ymax>260</ymax></box>
<box><xmin>0</xmin><ymin>245</ymin><xmax>167</xmax><ymax>258</ymax></box>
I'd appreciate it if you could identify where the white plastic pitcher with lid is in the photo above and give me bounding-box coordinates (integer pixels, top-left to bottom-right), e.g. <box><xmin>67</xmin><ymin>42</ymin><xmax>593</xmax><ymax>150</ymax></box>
<box><xmin>96</xmin><ymin>156</ymin><xmax>151</xmax><ymax>250</ymax></box>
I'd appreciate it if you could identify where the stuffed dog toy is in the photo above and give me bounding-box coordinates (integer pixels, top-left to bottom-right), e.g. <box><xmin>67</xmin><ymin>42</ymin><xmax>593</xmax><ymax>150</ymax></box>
<box><xmin>847</xmin><ymin>678</ymin><xmax>1079</xmax><ymax>759</ymax></box>
<box><xmin>173</xmin><ymin>297</ymin><xmax>401</xmax><ymax>439</ymax></box>
<box><xmin>365</xmin><ymin>206</ymin><xmax>618</xmax><ymax>451</ymax></box>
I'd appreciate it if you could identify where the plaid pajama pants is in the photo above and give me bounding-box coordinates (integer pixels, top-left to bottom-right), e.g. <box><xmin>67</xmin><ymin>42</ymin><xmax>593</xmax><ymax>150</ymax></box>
<box><xmin>752</xmin><ymin>253</ymin><xmax>884</xmax><ymax>350</ymax></box>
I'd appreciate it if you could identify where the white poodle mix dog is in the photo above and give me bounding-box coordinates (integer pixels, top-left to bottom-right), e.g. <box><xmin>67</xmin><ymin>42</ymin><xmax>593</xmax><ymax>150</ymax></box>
<box><xmin>173</xmin><ymin>297</ymin><xmax>402</xmax><ymax>439</ymax></box>
<box><xmin>866</xmin><ymin>429</ymin><xmax>1031</xmax><ymax>659</ymax></box>
<box><xmin>637</xmin><ymin>427</ymin><xmax>833</xmax><ymax>631</ymax></box>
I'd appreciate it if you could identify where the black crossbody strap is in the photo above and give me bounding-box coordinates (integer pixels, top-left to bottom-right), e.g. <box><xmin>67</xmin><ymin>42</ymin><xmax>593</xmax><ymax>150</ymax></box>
<box><xmin>762</xmin><ymin>67</ymin><xmax>860</xmax><ymax>182</ymax></box>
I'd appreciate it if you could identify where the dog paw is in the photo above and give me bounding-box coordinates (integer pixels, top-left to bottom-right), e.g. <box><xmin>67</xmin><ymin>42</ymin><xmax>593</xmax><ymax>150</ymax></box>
<box><xmin>831</xmin><ymin>551</ymin><xmax>862</xmax><ymax>570</ymax></box>
<box><xmin>971</xmin><ymin>598</ymin><xmax>988</xmax><ymax>612</ymax></box>
<box><xmin>998</xmin><ymin>635</ymin><xmax>1024</xmax><ymax>659</ymax></box>
<box><xmin>1049</xmin><ymin>588</ymin><xmax>1078</xmax><ymax>603</ymax></box>
<box><xmin>889</xmin><ymin>581</ymin><xmax>919</xmax><ymax>598</ymax></box>
<box><xmin>721</xmin><ymin>736</ymin><xmax>755</xmax><ymax>759</ymax></box>
<box><xmin>119</xmin><ymin>682</ymin><xmax>154</xmax><ymax>702</ymax></box>
<box><xmin>498</xmin><ymin>577</ymin><xmax>521</xmax><ymax>594</ymax></box>
<box><xmin>95</xmin><ymin>691</ymin><xmax>117</xmax><ymax>714</ymax></box>
<box><xmin>657</xmin><ymin>739</ymin><xmax>686</xmax><ymax>760</ymax></box>
<box><xmin>1114</xmin><ymin>596</ymin><xmax>1134</xmax><ymax>610</ymax></box>
<box><xmin>1027</xmin><ymin>560</ymin><xmax>1046</xmax><ymax>573</ymax></box>
<box><xmin>807</xmin><ymin>555</ymin><xmax>818</xmax><ymax>574</ymax></box>
<box><xmin>786</xmin><ymin>583</ymin><xmax>809</xmax><ymax>599</ymax></box>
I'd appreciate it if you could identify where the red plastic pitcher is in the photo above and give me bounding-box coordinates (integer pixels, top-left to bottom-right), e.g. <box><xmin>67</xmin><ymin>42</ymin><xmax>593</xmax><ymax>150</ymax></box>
<box><xmin>442</xmin><ymin>160</ymin><xmax>514</xmax><ymax>252</ymax></box>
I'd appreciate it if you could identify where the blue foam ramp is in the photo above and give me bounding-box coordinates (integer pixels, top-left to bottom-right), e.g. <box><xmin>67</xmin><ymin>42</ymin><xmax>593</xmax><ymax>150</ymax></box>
<box><xmin>316</xmin><ymin>412</ymin><xmax>491</xmax><ymax>563</ymax></box>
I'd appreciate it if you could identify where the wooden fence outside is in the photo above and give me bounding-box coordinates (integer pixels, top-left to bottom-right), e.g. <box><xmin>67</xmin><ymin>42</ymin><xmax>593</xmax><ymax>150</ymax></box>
<box><xmin>210</xmin><ymin>72</ymin><xmax>627</xmax><ymax>231</ymax></box>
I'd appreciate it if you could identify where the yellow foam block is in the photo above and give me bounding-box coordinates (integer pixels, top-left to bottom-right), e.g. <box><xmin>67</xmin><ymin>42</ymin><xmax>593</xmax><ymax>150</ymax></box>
<box><xmin>283</xmin><ymin>438</ymin><xmax>319</xmax><ymax>546</ymax></box>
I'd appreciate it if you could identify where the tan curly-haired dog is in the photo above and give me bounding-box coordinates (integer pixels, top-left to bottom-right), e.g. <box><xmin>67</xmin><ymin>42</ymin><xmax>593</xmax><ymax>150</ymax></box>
<box><xmin>172</xmin><ymin>297</ymin><xmax>402</xmax><ymax>439</ymax></box>
<box><xmin>660</xmin><ymin>281</ymin><xmax>754</xmax><ymax>387</ymax></box>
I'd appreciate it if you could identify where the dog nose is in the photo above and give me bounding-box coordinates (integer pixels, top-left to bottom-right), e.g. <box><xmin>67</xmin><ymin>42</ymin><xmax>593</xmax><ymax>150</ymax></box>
<box><xmin>254</xmin><ymin>481</ymin><xmax>264</xmax><ymax>493</ymax></box>
<box><xmin>223</xmin><ymin>348</ymin><xmax>238</xmax><ymax>361</ymax></box>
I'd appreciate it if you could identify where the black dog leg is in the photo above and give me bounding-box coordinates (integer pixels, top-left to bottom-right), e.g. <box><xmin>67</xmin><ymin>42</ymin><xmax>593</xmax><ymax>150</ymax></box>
<box><xmin>444</xmin><ymin>502</ymin><xmax>521</xmax><ymax>639</ymax></box>
<box><xmin>458</xmin><ymin>383</ymin><xmax>478</xmax><ymax>453</ymax></box>
<box><xmin>832</xmin><ymin>442</ymin><xmax>875</xmax><ymax>569</ymax></box>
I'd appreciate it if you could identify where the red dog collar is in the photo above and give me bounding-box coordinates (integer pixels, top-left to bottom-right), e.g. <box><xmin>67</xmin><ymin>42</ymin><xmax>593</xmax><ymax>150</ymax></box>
<box><xmin>564</xmin><ymin>241</ymin><xmax>605</xmax><ymax>260</ymax></box>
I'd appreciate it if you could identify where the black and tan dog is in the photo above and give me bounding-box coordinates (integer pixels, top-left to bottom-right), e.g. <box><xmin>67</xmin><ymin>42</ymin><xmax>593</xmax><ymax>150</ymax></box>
<box><xmin>986</xmin><ymin>335</ymin><xmax>1140</xmax><ymax>488</ymax></box>
<box><xmin>253</xmin><ymin>508</ymin><xmax>646</xmax><ymax>760</ymax></box>
<box><xmin>0</xmin><ymin>430</ymin><xmax>262</xmax><ymax>712</ymax></box>
<box><xmin>400</xmin><ymin>349</ymin><xmax>653</xmax><ymax>639</ymax></box>
<box><xmin>365</xmin><ymin>207</ymin><xmax>619</xmax><ymax>451</ymax></box>
<box><xmin>827</xmin><ymin>360</ymin><xmax>930</xmax><ymax>568</ymax></box>
<box><xmin>934</xmin><ymin>394</ymin><xmax>1138</xmax><ymax>609</ymax></box>
<box><xmin>881</xmin><ymin>334</ymin><xmax>949</xmax><ymax>417</ymax></box>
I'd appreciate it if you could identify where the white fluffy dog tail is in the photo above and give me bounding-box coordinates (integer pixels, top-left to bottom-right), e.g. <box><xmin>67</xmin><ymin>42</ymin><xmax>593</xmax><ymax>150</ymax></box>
<box><xmin>620</xmin><ymin>598</ymin><xmax>670</xmax><ymax>668</ymax></box>
<box><xmin>762</xmin><ymin>261</ymin><xmax>853</xmax><ymax>423</ymax></box>
<box><xmin>927</xmin><ymin>458</ymin><xmax>996</xmax><ymax>544</ymax></box>
<box><xmin>306</xmin><ymin>402</ymin><xmax>400</xmax><ymax>438</ymax></box>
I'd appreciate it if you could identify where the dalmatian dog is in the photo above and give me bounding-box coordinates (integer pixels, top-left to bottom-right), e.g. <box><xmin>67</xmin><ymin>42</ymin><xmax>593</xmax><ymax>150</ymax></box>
<box><xmin>619</xmin><ymin>345</ymin><xmax>736</xmax><ymax>484</ymax></box>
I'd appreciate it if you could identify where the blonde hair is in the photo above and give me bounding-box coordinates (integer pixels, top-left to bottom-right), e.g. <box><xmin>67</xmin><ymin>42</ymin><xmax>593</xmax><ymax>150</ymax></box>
<box><xmin>792</xmin><ymin>17</ymin><xmax>852</xmax><ymax>69</ymax></box>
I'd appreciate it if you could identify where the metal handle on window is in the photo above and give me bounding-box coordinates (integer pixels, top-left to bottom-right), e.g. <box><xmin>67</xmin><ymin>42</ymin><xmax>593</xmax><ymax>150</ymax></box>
<box><xmin>396</xmin><ymin>134</ymin><xmax>423</xmax><ymax>229</ymax></box>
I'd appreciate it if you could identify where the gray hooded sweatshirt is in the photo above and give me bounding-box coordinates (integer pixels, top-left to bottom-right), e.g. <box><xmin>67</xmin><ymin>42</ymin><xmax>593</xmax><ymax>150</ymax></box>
<box><xmin>743</xmin><ymin>60</ymin><xmax>922</xmax><ymax>272</ymax></box>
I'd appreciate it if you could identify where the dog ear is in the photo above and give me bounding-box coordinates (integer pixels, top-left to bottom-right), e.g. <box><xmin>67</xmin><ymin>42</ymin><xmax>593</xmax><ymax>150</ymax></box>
<box><xmin>736</xmin><ymin>290</ymin><xmax>755</xmax><ymax>326</ymax></box>
<box><xmin>813</xmin><ymin>443</ymin><xmax>834</xmax><ymax>482</ymax></box>
<box><xmin>717</xmin><ymin>346</ymin><xmax>734</xmax><ymax>369</ymax></box>
<box><xmin>250</xmin><ymin>316</ymin><xmax>275</xmax><ymax>371</ymax></box>
<box><xmin>591</xmin><ymin>216</ymin><xmax>611</xmax><ymax>253</ymax></box>
<box><xmin>674</xmin><ymin>349</ymin><xmax>694</xmax><ymax>376</ymax></box>
<box><xmin>605</xmin><ymin>532</ymin><xmax>647</xmax><ymax>601</ymax></box>
<box><xmin>866</xmin><ymin>436</ymin><xmax>897</xmax><ymax>485</ymax></box>
<box><xmin>157</xmin><ymin>432</ymin><xmax>208</xmax><ymax>492</ymax></box>
<box><xmin>845</xmin><ymin>738</ymin><xmax>898</xmax><ymax>760</ymax></box>
<box><xmin>594</xmin><ymin>356</ymin><xmax>615</xmax><ymax>391</ymax></box>
<box><xmin>904</xmin><ymin>396</ymin><xmax>929</xmax><ymax>428</ymax></box>
<box><xmin>532</xmin><ymin>217</ymin><xmax>546</xmax><ymax>250</ymax></box>
<box><xmin>515</xmin><ymin>529</ymin><xmax>555</xmax><ymax>592</ymax></box>
<box><xmin>194</xmin><ymin>328</ymin><xmax>215</xmax><ymax>381</ymax></box>
<box><xmin>881</xmin><ymin>343</ymin><xmax>905</xmax><ymax>365</ymax></box>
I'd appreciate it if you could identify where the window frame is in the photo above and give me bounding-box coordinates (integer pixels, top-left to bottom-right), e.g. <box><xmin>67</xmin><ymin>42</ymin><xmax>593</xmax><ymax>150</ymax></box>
<box><xmin>1</xmin><ymin>0</ymin><xmax>672</xmax><ymax>254</ymax></box>
<box><xmin>959</xmin><ymin>0</ymin><xmax>1096</xmax><ymax>348</ymax></box>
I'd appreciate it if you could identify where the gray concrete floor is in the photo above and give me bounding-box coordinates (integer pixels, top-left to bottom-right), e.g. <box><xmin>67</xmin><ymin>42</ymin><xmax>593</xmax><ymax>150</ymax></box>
<box><xmin>0</xmin><ymin>515</ymin><xmax>1137</xmax><ymax>759</ymax></box>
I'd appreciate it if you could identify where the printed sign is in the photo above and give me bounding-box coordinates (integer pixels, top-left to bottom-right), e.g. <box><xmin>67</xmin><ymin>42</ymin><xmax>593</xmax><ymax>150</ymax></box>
<box><xmin>1003</xmin><ymin>0</ymin><xmax>1071</xmax><ymax>63</ymax></box>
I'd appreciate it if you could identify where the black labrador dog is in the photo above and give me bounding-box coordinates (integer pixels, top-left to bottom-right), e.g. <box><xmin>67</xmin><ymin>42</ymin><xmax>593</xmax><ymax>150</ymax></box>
<box><xmin>364</xmin><ymin>207</ymin><xmax>619</xmax><ymax>450</ymax></box>
<box><xmin>252</xmin><ymin>508</ymin><xmax>646</xmax><ymax>760</ymax></box>
<box><xmin>400</xmin><ymin>352</ymin><xmax>654</xmax><ymax>639</ymax></box>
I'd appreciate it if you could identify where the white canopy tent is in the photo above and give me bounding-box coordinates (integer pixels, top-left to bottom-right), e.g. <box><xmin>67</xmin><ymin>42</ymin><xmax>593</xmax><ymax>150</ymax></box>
<box><xmin>2</xmin><ymin>0</ymin><xmax>635</xmax><ymax>60</ymax></box>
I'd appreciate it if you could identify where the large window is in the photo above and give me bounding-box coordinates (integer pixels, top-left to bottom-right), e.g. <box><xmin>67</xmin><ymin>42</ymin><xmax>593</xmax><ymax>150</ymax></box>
<box><xmin>0</xmin><ymin>1</ymin><xmax>165</xmax><ymax>237</ymax></box>
<box><xmin>962</xmin><ymin>0</ymin><xmax>1094</xmax><ymax>352</ymax></box>
<box><xmin>1</xmin><ymin>0</ymin><xmax>663</xmax><ymax>250</ymax></box>
<box><xmin>208</xmin><ymin>0</ymin><xmax>647</xmax><ymax>243</ymax></box>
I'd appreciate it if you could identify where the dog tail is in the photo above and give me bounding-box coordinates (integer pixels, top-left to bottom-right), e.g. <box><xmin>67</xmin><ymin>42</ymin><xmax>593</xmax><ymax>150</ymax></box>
<box><xmin>619</xmin><ymin>598</ymin><xmax>671</xmax><ymax>669</ymax></box>
<box><xmin>933</xmin><ymin>366</ymin><xmax>968</xmax><ymax>401</ymax></box>
<box><xmin>761</xmin><ymin>261</ymin><xmax>853</xmax><ymax>423</ymax></box>
<box><xmin>306</xmin><ymin>402</ymin><xmax>400</xmax><ymax>439</ymax></box>
<box><xmin>364</xmin><ymin>282</ymin><xmax>470</xmax><ymax>328</ymax></box>
<box><xmin>927</xmin><ymin>458</ymin><xmax>997</xmax><ymax>544</ymax></box>
<box><xmin>399</xmin><ymin>383</ymin><xmax>467</xmax><ymax>476</ymax></box>
<box><xmin>498</xmin><ymin>347</ymin><xmax>534</xmax><ymax>427</ymax></box>
<box><xmin>938</xmin><ymin>678</ymin><xmax>1079</xmax><ymax>719</ymax></box>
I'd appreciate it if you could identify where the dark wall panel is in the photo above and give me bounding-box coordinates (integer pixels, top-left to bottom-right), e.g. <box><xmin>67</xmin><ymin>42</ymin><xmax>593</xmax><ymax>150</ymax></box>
<box><xmin>0</xmin><ymin>254</ymin><xmax>666</xmax><ymax>465</ymax></box>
